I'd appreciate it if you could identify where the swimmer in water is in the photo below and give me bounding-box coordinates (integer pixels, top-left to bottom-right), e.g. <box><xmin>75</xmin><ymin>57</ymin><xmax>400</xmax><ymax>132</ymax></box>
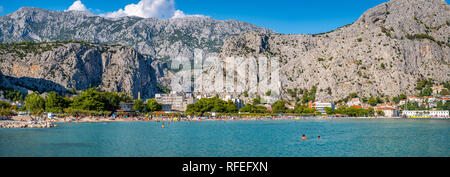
<box><xmin>302</xmin><ymin>134</ymin><xmax>306</xmax><ymax>140</ymax></box>
<box><xmin>318</xmin><ymin>136</ymin><xmax>321</xmax><ymax>139</ymax></box>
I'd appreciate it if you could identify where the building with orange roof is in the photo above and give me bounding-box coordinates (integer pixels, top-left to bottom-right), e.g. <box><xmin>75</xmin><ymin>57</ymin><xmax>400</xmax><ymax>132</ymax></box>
<box><xmin>285</xmin><ymin>104</ymin><xmax>295</xmax><ymax>110</ymax></box>
<box><xmin>351</xmin><ymin>105</ymin><xmax>362</xmax><ymax>109</ymax></box>
<box><xmin>376</xmin><ymin>106</ymin><xmax>398</xmax><ymax>117</ymax></box>
<box><xmin>347</xmin><ymin>98</ymin><xmax>361</xmax><ymax>107</ymax></box>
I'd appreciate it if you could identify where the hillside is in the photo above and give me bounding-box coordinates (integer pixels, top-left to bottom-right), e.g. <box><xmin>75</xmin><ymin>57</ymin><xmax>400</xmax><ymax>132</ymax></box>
<box><xmin>199</xmin><ymin>0</ymin><xmax>450</xmax><ymax>103</ymax></box>
<box><xmin>0</xmin><ymin>7</ymin><xmax>274</xmax><ymax>60</ymax></box>
<box><xmin>0</xmin><ymin>41</ymin><xmax>159</xmax><ymax>99</ymax></box>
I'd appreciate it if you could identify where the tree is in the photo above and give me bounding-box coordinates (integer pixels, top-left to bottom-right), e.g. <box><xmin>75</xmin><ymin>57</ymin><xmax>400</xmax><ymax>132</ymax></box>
<box><xmin>25</xmin><ymin>92</ymin><xmax>45</xmax><ymax>113</ymax></box>
<box><xmin>436</xmin><ymin>101</ymin><xmax>450</xmax><ymax>111</ymax></box>
<box><xmin>399</xmin><ymin>94</ymin><xmax>407</xmax><ymax>100</ymax></box>
<box><xmin>0</xmin><ymin>100</ymin><xmax>11</xmax><ymax>109</ymax></box>
<box><xmin>239</xmin><ymin>104</ymin><xmax>268</xmax><ymax>113</ymax></box>
<box><xmin>440</xmin><ymin>89</ymin><xmax>450</xmax><ymax>95</ymax></box>
<box><xmin>309</xmin><ymin>86</ymin><xmax>317</xmax><ymax>102</ymax></box>
<box><xmin>367</xmin><ymin>107</ymin><xmax>375</xmax><ymax>117</ymax></box>
<box><xmin>349</xmin><ymin>92</ymin><xmax>358</xmax><ymax>98</ymax></box>
<box><xmin>368</xmin><ymin>97</ymin><xmax>377</xmax><ymax>106</ymax></box>
<box><xmin>186</xmin><ymin>97</ymin><xmax>237</xmax><ymax>114</ymax></box>
<box><xmin>302</xmin><ymin>107</ymin><xmax>316</xmax><ymax>114</ymax></box>
<box><xmin>376</xmin><ymin>97</ymin><xmax>384</xmax><ymax>104</ymax></box>
<box><xmin>225</xmin><ymin>100</ymin><xmax>238</xmax><ymax>113</ymax></box>
<box><xmin>239</xmin><ymin>104</ymin><xmax>254</xmax><ymax>113</ymax></box>
<box><xmin>1</xmin><ymin>88</ymin><xmax>24</xmax><ymax>102</ymax></box>
<box><xmin>133</xmin><ymin>99</ymin><xmax>146</xmax><ymax>112</ymax></box>
<box><xmin>45</xmin><ymin>91</ymin><xmax>68</xmax><ymax>113</ymax></box>
<box><xmin>415</xmin><ymin>78</ymin><xmax>433</xmax><ymax>90</ymax></box>
<box><xmin>301</xmin><ymin>91</ymin><xmax>309</xmax><ymax>103</ymax></box>
<box><xmin>324</xmin><ymin>107</ymin><xmax>335</xmax><ymax>115</ymax></box>
<box><xmin>265</xmin><ymin>91</ymin><xmax>272</xmax><ymax>96</ymax></box>
<box><xmin>146</xmin><ymin>98</ymin><xmax>162</xmax><ymax>112</ymax></box>
<box><xmin>441</xmin><ymin>82</ymin><xmax>450</xmax><ymax>92</ymax></box>
<box><xmin>376</xmin><ymin>110</ymin><xmax>385</xmax><ymax>116</ymax></box>
<box><xmin>287</xmin><ymin>89</ymin><xmax>296</xmax><ymax>97</ymax></box>
<box><xmin>334</xmin><ymin>106</ymin><xmax>347</xmax><ymax>115</ymax></box>
<box><xmin>294</xmin><ymin>103</ymin><xmax>305</xmax><ymax>113</ymax></box>
<box><xmin>101</xmin><ymin>91</ymin><xmax>122</xmax><ymax>111</ymax></box>
<box><xmin>272</xmin><ymin>100</ymin><xmax>287</xmax><ymax>113</ymax></box>
<box><xmin>70</xmin><ymin>88</ymin><xmax>105</xmax><ymax>111</ymax></box>
<box><xmin>419</xmin><ymin>86</ymin><xmax>433</xmax><ymax>97</ymax></box>
<box><xmin>316</xmin><ymin>111</ymin><xmax>322</xmax><ymax>116</ymax></box>
<box><xmin>392</xmin><ymin>96</ymin><xmax>400</xmax><ymax>104</ymax></box>
<box><xmin>252</xmin><ymin>96</ymin><xmax>262</xmax><ymax>105</ymax></box>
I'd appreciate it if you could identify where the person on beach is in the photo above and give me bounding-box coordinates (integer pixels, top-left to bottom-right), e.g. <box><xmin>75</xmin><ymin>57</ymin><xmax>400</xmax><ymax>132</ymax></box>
<box><xmin>302</xmin><ymin>134</ymin><xmax>307</xmax><ymax>140</ymax></box>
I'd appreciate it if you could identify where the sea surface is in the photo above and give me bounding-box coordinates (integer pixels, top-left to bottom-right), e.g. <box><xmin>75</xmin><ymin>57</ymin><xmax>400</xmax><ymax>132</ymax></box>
<box><xmin>0</xmin><ymin>119</ymin><xmax>448</xmax><ymax>157</ymax></box>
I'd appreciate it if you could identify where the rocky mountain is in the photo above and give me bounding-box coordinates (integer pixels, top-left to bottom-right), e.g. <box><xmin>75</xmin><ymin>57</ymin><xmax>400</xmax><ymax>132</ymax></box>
<box><xmin>0</xmin><ymin>7</ymin><xmax>274</xmax><ymax>60</ymax></box>
<box><xmin>0</xmin><ymin>42</ymin><xmax>159</xmax><ymax>99</ymax></box>
<box><xmin>0</xmin><ymin>7</ymin><xmax>274</xmax><ymax>99</ymax></box>
<box><xmin>0</xmin><ymin>0</ymin><xmax>448</xmax><ymax>103</ymax></box>
<box><xmin>200</xmin><ymin>0</ymin><xmax>450</xmax><ymax>103</ymax></box>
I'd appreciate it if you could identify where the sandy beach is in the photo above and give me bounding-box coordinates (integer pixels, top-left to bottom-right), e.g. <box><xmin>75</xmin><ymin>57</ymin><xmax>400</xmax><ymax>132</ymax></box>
<box><xmin>7</xmin><ymin>114</ymin><xmax>411</xmax><ymax>124</ymax></box>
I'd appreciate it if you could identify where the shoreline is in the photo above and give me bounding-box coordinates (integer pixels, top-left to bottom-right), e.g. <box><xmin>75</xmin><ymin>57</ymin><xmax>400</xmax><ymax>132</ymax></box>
<box><xmin>35</xmin><ymin>116</ymin><xmax>450</xmax><ymax>124</ymax></box>
<box><xmin>2</xmin><ymin>115</ymin><xmax>447</xmax><ymax>128</ymax></box>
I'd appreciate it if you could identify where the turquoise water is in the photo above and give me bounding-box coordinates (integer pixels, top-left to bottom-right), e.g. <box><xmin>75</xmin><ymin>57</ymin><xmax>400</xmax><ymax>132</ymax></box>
<box><xmin>0</xmin><ymin>119</ymin><xmax>448</xmax><ymax>157</ymax></box>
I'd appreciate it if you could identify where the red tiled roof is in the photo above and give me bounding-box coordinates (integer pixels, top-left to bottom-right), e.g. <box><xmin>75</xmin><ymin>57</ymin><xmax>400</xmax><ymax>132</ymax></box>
<box><xmin>351</xmin><ymin>105</ymin><xmax>362</xmax><ymax>109</ymax></box>
<box><xmin>376</xmin><ymin>107</ymin><xmax>395</xmax><ymax>110</ymax></box>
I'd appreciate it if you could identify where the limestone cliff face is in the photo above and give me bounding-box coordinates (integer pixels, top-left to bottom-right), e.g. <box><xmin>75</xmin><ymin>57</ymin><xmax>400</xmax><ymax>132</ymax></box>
<box><xmin>0</xmin><ymin>42</ymin><xmax>158</xmax><ymax>99</ymax></box>
<box><xmin>0</xmin><ymin>7</ymin><xmax>274</xmax><ymax>60</ymax></box>
<box><xmin>202</xmin><ymin>0</ymin><xmax>450</xmax><ymax>102</ymax></box>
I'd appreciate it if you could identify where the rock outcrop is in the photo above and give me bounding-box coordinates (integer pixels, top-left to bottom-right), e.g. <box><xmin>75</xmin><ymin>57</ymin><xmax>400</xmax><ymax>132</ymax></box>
<box><xmin>200</xmin><ymin>0</ymin><xmax>450</xmax><ymax>102</ymax></box>
<box><xmin>0</xmin><ymin>120</ymin><xmax>54</xmax><ymax>128</ymax></box>
<box><xmin>0</xmin><ymin>42</ymin><xmax>159</xmax><ymax>99</ymax></box>
<box><xmin>0</xmin><ymin>7</ymin><xmax>274</xmax><ymax>60</ymax></box>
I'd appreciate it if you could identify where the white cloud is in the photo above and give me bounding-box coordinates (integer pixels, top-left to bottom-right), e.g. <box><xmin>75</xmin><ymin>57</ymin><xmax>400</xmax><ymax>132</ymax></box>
<box><xmin>100</xmin><ymin>0</ymin><xmax>207</xmax><ymax>19</ymax></box>
<box><xmin>103</xmin><ymin>0</ymin><xmax>175</xmax><ymax>18</ymax></box>
<box><xmin>172</xmin><ymin>10</ymin><xmax>208</xmax><ymax>19</ymax></box>
<box><xmin>66</xmin><ymin>0</ymin><xmax>88</xmax><ymax>12</ymax></box>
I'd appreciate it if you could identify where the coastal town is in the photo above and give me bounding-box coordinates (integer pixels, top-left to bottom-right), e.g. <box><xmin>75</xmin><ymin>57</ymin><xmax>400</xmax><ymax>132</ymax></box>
<box><xmin>152</xmin><ymin>90</ymin><xmax>449</xmax><ymax>119</ymax></box>
<box><xmin>1</xmin><ymin>80</ymin><xmax>449</xmax><ymax>128</ymax></box>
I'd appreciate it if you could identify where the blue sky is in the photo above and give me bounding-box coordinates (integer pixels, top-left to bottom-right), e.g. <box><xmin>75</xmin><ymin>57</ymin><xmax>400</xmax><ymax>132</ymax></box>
<box><xmin>0</xmin><ymin>0</ymin><xmax>421</xmax><ymax>34</ymax></box>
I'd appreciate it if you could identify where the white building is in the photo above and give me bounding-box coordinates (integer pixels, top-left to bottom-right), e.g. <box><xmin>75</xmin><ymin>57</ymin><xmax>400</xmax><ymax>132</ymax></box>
<box><xmin>221</xmin><ymin>95</ymin><xmax>244</xmax><ymax>109</ymax></box>
<box><xmin>285</xmin><ymin>104</ymin><xmax>295</xmax><ymax>110</ymax></box>
<box><xmin>426</xmin><ymin>97</ymin><xmax>437</xmax><ymax>103</ymax></box>
<box><xmin>399</xmin><ymin>99</ymin><xmax>407</xmax><ymax>105</ymax></box>
<box><xmin>375</xmin><ymin>106</ymin><xmax>399</xmax><ymax>117</ymax></box>
<box><xmin>311</xmin><ymin>102</ymin><xmax>334</xmax><ymax>115</ymax></box>
<box><xmin>431</xmin><ymin>85</ymin><xmax>444</xmax><ymax>95</ymax></box>
<box><xmin>155</xmin><ymin>92</ymin><xmax>194</xmax><ymax>112</ymax></box>
<box><xmin>402</xmin><ymin>110</ymin><xmax>449</xmax><ymax>118</ymax></box>
<box><xmin>347</xmin><ymin>98</ymin><xmax>361</xmax><ymax>107</ymax></box>
<box><xmin>232</xmin><ymin>98</ymin><xmax>244</xmax><ymax>109</ymax></box>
